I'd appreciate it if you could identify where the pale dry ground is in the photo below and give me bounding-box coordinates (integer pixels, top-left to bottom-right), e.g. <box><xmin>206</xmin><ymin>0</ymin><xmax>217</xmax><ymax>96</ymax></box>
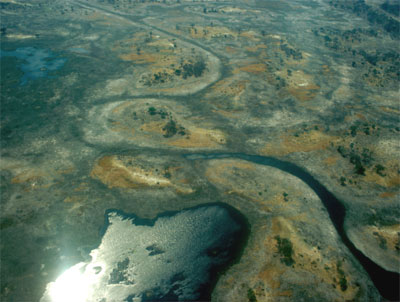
<box><xmin>204</xmin><ymin>159</ymin><xmax>378</xmax><ymax>302</ymax></box>
<box><xmin>1</xmin><ymin>0</ymin><xmax>398</xmax><ymax>301</ymax></box>
<box><xmin>84</xmin><ymin>99</ymin><xmax>227</xmax><ymax>150</ymax></box>
<box><xmin>257</xmin><ymin>121</ymin><xmax>400</xmax><ymax>272</ymax></box>
<box><xmin>90</xmin><ymin>155</ymin><xmax>194</xmax><ymax>194</ymax></box>
<box><xmin>73</xmin><ymin>0</ymin><xmax>400</xmax><ymax>293</ymax></box>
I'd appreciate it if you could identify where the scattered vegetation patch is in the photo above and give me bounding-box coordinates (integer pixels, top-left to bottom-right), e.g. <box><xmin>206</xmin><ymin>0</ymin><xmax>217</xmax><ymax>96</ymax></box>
<box><xmin>313</xmin><ymin>26</ymin><xmax>400</xmax><ymax>87</ymax></box>
<box><xmin>381</xmin><ymin>1</ymin><xmax>400</xmax><ymax>17</ymax></box>
<box><xmin>163</xmin><ymin>170</ymin><xmax>172</xmax><ymax>179</ymax></box>
<box><xmin>372</xmin><ymin>231</ymin><xmax>388</xmax><ymax>250</ymax></box>
<box><xmin>117</xmin><ymin>31</ymin><xmax>209</xmax><ymax>90</ymax></box>
<box><xmin>140</xmin><ymin>57</ymin><xmax>207</xmax><ymax>86</ymax></box>
<box><xmin>283</xmin><ymin>192</ymin><xmax>289</xmax><ymax>202</ymax></box>
<box><xmin>375</xmin><ymin>164</ymin><xmax>386</xmax><ymax>177</ymax></box>
<box><xmin>275</xmin><ymin>236</ymin><xmax>295</xmax><ymax>266</ymax></box>
<box><xmin>147</xmin><ymin>106</ymin><xmax>168</xmax><ymax>119</ymax></box>
<box><xmin>162</xmin><ymin>119</ymin><xmax>186</xmax><ymax>138</ymax></box>
<box><xmin>280</xmin><ymin>43</ymin><xmax>303</xmax><ymax>60</ymax></box>
<box><xmin>336</xmin><ymin>261</ymin><xmax>348</xmax><ymax>291</ymax></box>
<box><xmin>181</xmin><ymin>59</ymin><xmax>206</xmax><ymax>79</ymax></box>
<box><xmin>328</xmin><ymin>0</ymin><xmax>400</xmax><ymax>38</ymax></box>
<box><xmin>142</xmin><ymin>70</ymin><xmax>174</xmax><ymax>86</ymax></box>
<box><xmin>247</xmin><ymin>288</ymin><xmax>257</xmax><ymax>302</ymax></box>
<box><xmin>336</xmin><ymin>142</ymin><xmax>374</xmax><ymax>176</ymax></box>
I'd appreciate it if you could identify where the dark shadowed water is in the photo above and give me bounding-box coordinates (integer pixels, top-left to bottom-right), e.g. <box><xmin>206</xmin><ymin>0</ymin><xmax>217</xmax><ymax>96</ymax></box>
<box><xmin>183</xmin><ymin>152</ymin><xmax>400</xmax><ymax>301</ymax></box>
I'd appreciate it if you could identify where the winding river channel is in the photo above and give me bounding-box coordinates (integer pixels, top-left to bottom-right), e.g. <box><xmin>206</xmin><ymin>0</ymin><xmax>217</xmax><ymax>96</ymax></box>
<box><xmin>66</xmin><ymin>1</ymin><xmax>400</xmax><ymax>300</ymax></box>
<box><xmin>183</xmin><ymin>152</ymin><xmax>400</xmax><ymax>301</ymax></box>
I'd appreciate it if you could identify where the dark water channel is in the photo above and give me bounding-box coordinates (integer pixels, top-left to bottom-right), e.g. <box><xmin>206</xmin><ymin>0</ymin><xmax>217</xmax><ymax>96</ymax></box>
<box><xmin>183</xmin><ymin>152</ymin><xmax>400</xmax><ymax>301</ymax></box>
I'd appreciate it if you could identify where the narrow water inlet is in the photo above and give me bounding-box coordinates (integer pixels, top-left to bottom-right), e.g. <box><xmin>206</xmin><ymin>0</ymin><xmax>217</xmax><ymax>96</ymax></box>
<box><xmin>183</xmin><ymin>152</ymin><xmax>400</xmax><ymax>301</ymax></box>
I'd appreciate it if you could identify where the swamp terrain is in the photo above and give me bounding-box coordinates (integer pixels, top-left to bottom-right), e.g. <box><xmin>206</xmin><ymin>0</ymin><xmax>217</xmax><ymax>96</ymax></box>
<box><xmin>1</xmin><ymin>0</ymin><xmax>399</xmax><ymax>301</ymax></box>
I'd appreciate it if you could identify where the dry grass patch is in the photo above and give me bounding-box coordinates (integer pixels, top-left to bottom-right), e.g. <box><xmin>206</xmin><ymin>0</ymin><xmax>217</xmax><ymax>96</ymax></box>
<box><xmin>367</xmin><ymin>224</ymin><xmax>400</xmax><ymax>253</ymax></box>
<box><xmin>91</xmin><ymin>156</ymin><xmax>170</xmax><ymax>189</ymax></box>
<box><xmin>277</xmin><ymin>69</ymin><xmax>320</xmax><ymax>101</ymax></box>
<box><xmin>189</xmin><ymin>26</ymin><xmax>237</xmax><ymax>39</ymax></box>
<box><xmin>167</xmin><ymin>128</ymin><xmax>226</xmax><ymax>148</ymax></box>
<box><xmin>90</xmin><ymin>155</ymin><xmax>194</xmax><ymax>193</ymax></box>
<box><xmin>239</xmin><ymin>63</ymin><xmax>267</xmax><ymax>74</ymax></box>
<box><xmin>261</xmin><ymin>130</ymin><xmax>339</xmax><ymax>156</ymax></box>
<box><xmin>119</xmin><ymin>53</ymin><xmax>159</xmax><ymax>63</ymax></box>
<box><xmin>210</xmin><ymin>78</ymin><xmax>248</xmax><ymax>100</ymax></box>
<box><xmin>245</xmin><ymin>44</ymin><xmax>268</xmax><ymax>52</ymax></box>
<box><xmin>363</xmin><ymin>160</ymin><xmax>400</xmax><ymax>188</ymax></box>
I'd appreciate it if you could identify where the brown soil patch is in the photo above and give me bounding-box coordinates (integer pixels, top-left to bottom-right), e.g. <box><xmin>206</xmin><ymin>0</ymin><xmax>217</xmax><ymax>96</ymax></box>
<box><xmin>205</xmin><ymin>160</ymin><xmax>312</xmax><ymax>212</ymax></box>
<box><xmin>274</xmin><ymin>69</ymin><xmax>319</xmax><ymax>101</ymax></box>
<box><xmin>239</xmin><ymin>31</ymin><xmax>260</xmax><ymax>41</ymax></box>
<box><xmin>167</xmin><ymin>128</ymin><xmax>226</xmax><ymax>148</ymax></box>
<box><xmin>189</xmin><ymin>26</ymin><xmax>237</xmax><ymax>39</ymax></box>
<box><xmin>288</xmin><ymin>84</ymin><xmax>320</xmax><ymax>101</ymax></box>
<box><xmin>114</xmin><ymin>32</ymin><xmax>197</xmax><ymax>78</ymax></box>
<box><xmin>285</xmin><ymin>70</ymin><xmax>319</xmax><ymax>101</ymax></box>
<box><xmin>90</xmin><ymin>156</ymin><xmax>171</xmax><ymax>189</ymax></box>
<box><xmin>364</xmin><ymin>160</ymin><xmax>400</xmax><ymax>188</ymax></box>
<box><xmin>322</xmin><ymin>64</ymin><xmax>332</xmax><ymax>75</ymax></box>
<box><xmin>11</xmin><ymin>171</ymin><xmax>44</xmax><ymax>184</ymax></box>
<box><xmin>239</xmin><ymin>63</ymin><xmax>267</xmax><ymax>74</ymax></box>
<box><xmin>263</xmin><ymin>217</ymin><xmax>360</xmax><ymax>300</ymax></box>
<box><xmin>257</xmin><ymin>264</ymin><xmax>282</xmax><ymax>289</ymax></box>
<box><xmin>261</xmin><ymin>130</ymin><xmax>339</xmax><ymax>156</ymax></box>
<box><xmin>211</xmin><ymin>78</ymin><xmax>248</xmax><ymax>98</ymax></box>
<box><xmin>379</xmin><ymin>106</ymin><xmax>400</xmax><ymax>114</ymax></box>
<box><xmin>119</xmin><ymin>53</ymin><xmax>159</xmax><ymax>64</ymax></box>
<box><xmin>225</xmin><ymin>46</ymin><xmax>237</xmax><ymax>53</ymax></box>
<box><xmin>379</xmin><ymin>192</ymin><xmax>397</xmax><ymax>198</ymax></box>
<box><xmin>90</xmin><ymin>155</ymin><xmax>193</xmax><ymax>193</ymax></box>
<box><xmin>86</xmin><ymin>11</ymin><xmax>130</xmax><ymax>26</ymax></box>
<box><xmin>147</xmin><ymin>38</ymin><xmax>175</xmax><ymax>49</ymax></box>
<box><xmin>64</xmin><ymin>196</ymin><xmax>86</xmax><ymax>203</ymax></box>
<box><xmin>57</xmin><ymin>167</ymin><xmax>75</xmax><ymax>175</ymax></box>
<box><xmin>205</xmin><ymin>160</ymin><xmax>256</xmax><ymax>184</ymax></box>
<box><xmin>246</xmin><ymin>44</ymin><xmax>267</xmax><ymax>52</ymax></box>
<box><xmin>207</xmin><ymin>159</ymin><xmax>362</xmax><ymax>300</ymax></box>
<box><xmin>277</xmin><ymin>290</ymin><xmax>293</xmax><ymax>297</ymax></box>
<box><xmin>10</xmin><ymin>168</ymin><xmax>57</xmax><ymax>191</ymax></box>
<box><xmin>212</xmin><ymin>109</ymin><xmax>242</xmax><ymax>118</ymax></box>
<box><xmin>205</xmin><ymin>160</ymin><xmax>303</xmax><ymax>211</ymax></box>
<box><xmin>140</xmin><ymin>121</ymin><xmax>166</xmax><ymax>135</ymax></box>
<box><xmin>323</xmin><ymin>156</ymin><xmax>338</xmax><ymax>166</ymax></box>
<box><xmin>110</xmin><ymin>122</ymin><xmax>135</xmax><ymax>138</ymax></box>
<box><xmin>355</xmin><ymin>113</ymin><xmax>368</xmax><ymax>121</ymax></box>
<box><xmin>73</xmin><ymin>183</ymin><xmax>89</xmax><ymax>192</ymax></box>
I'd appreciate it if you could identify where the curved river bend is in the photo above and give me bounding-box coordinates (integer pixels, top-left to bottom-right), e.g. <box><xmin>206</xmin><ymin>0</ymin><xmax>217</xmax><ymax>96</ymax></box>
<box><xmin>183</xmin><ymin>152</ymin><xmax>400</xmax><ymax>301</ymax></box>
<box><xmin>65</xmin><ymin>1</ymin><xmax>399</xmax><ymax>300</ymax></box>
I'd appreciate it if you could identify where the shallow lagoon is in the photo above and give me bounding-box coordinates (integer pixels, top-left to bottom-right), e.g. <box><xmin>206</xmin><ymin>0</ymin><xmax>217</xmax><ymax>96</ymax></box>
<box><xmin>40</xmin><ymin>204</ymin><xmax>249</xmax><ymax>302</ymax></box>
<box><xmin>0</xmin><ymin>47</ymin><xmax>66</xmax><ymax>85</ymax></box>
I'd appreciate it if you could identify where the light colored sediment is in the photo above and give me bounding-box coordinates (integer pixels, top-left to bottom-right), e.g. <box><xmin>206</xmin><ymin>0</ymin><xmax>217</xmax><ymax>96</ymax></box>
<box><xmin>84</xmin><ymin>99</ymin><xmax>227</xmax><ymax>150</ymax></box>
<box><xmin>205</xmin><ymin>159</ymin><xmax>379</xmax><ymax>302</ymax></box>
<box><xmin>90</xmin><ymin>155</ymin><xmax>193</xmax><ymax>194</ymax></box>
<box><xmin>98</xmin><ymin>30</ymin><xmax>221</xmax><ymax>97</ymax></box>
<box><xmin>347</xmin><ymin>224</ymin><xmax>400</xmax><ymax>273</ymax></box>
